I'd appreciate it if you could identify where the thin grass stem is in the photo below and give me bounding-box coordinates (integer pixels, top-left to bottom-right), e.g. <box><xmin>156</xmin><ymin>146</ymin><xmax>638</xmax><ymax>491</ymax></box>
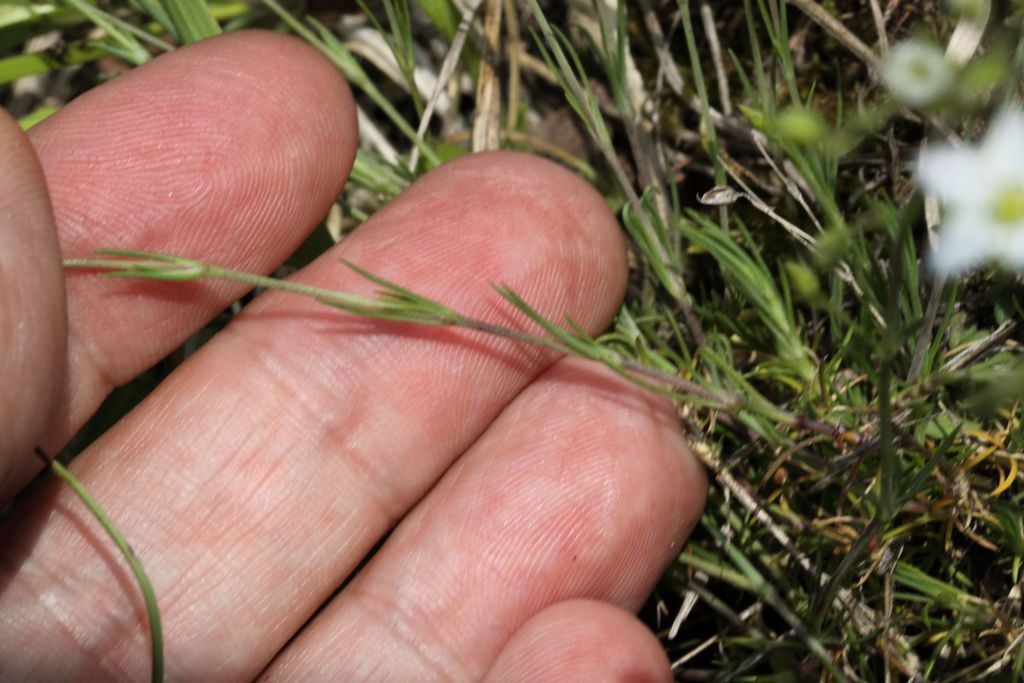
<box><xmin>36</xmin><ymin>450</ymin><xmax>163</xmax><ymax>683</ymax></box>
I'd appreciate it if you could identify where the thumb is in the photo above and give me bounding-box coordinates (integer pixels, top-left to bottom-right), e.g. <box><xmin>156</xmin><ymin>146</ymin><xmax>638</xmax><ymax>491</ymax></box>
<box><xmin>0</xmin><ymin>109</ymin><xmax>67</xmax><ymax>503</ymax></box>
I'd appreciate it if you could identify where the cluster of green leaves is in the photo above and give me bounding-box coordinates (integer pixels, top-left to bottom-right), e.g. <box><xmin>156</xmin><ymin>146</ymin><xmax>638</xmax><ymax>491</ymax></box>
<box><xmin>649</xmin><ymin>3</ymin><xmax>1024</xmax><ymax>681</ymax></box>
<box><xmin>7</xmin><ymin>0</ymin><xmax>1024</xmax><ymax>681</ymax></box>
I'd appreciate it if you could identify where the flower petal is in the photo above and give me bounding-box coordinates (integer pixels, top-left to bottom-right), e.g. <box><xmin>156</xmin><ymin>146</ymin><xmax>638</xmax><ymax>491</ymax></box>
<box><xmin>917</xmin><ymin>146</ymin><xmax>991</xmax><ymax>207</ymax></box>
<box><xmin>996</xmin><ymin>224</ymin><xmax>1024</xmax><ymax>270</ymax></box>
<box><xmin>929</xmin><ymin>212</ymin><xmax>994</xmax><ymax>276</ymax></box>
<box><xmin>981</xmin><ymin>109</ymin><xmax>1024</xmax><ymax>180</ymax></box>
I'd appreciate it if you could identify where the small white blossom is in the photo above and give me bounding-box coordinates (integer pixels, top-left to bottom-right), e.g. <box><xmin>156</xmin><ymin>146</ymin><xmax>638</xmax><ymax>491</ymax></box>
<box><xmin>882</xmin><ymin>40</ymin><xmax>956</xmax><ymax>107</ymax></box>
<box><xmin>918</xmin><ymin>109</ymin><xmax>1024</xmax><ymax>275</ymax></box>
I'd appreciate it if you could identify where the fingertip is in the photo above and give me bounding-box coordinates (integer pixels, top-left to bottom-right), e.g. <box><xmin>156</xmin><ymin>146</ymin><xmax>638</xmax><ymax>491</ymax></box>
<box><xmin>439</xmin><ymin>150</ymin><xmax>624</xmax><ymax>246</ymax></box>
<box><xmin>540</xmin><ymin>358</ymin><xmax>708</xmax><ymax>571</ymax></box>
<box><xmin>434</xmin><ymin>150</ymin><xmax>629</xmax><ymax>294</ymax></box>
<box><xmin>484</xmin><ymin>599</ymin><xmax>673</xmax><ymax>683</ymax></box>
<box><xmin>349</xmin><ymin>150</ymin><xmax>628</xmax><ymax>333</ymax></box>
<box><xmin>30</xmin><ymin>29</ymin><xmax>358</xmax><ymax>261</ymax></box>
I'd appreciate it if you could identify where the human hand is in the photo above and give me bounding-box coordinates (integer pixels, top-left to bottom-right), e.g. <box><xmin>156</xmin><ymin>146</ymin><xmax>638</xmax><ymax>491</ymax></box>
<box><xmin>0</xmin><ymin>32</ymin><xmax>706</xmax><ymax>681</ymax></box>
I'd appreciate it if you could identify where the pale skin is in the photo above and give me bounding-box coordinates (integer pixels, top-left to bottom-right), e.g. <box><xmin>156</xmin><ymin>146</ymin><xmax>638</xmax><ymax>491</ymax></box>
<box><xmin>0</xmin><ymin>31</ymin><xmax>707</xmax><ymax>681</ymax></box>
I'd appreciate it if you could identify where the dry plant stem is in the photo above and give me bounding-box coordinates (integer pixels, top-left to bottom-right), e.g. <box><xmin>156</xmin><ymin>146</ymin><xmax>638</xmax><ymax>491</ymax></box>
<box><xmin>513</xmin><ymin>49</ymin><xmax>558</xmax><ymax>85</ymax></box>
<box><xmin>359</xmin><ymin>105</ymin><xmax>401</xmax><ymax>164</ymax></box>
<box><xmin>715</xmin><ymin>157</ymin><xmax>873</xmax><ymax>320</ymax></box>
<box><xmin>502</xmin><ymin>0</ymin><xmax>522</xmax><ymax>133</ymax></box>
<box><xmin>471</xmin><ymin>0</ymin><xmax>502</xmax><ymax>152</ymax></box>
<box><xmin>410</xmin><ymin>0</ymin><xmax>483</xmax><ymax>171</ymax></box>
<box><xmin>985</xmin><ymin>629</ymin><xmax>1024</xmax><ymax>676</ymax></box>
<box><xmin>749</xmin><ymin>132</ymin><xmax>824</xmax><ymax>234</ymax></box>
<box><xmin>681</xmin><ymin>95</ymin><xmax>767</xmax><ymax>158</ymax></box>
<box><xmin>945</xmin><ymin>0</ymin><xmax>991</xmax><ymax>66</ymax></box>
<box><xmin>868</xmin><ymin>0</ymin><xmax>888</xmax><ymax>54</ymax></box>
<box><xmin>713</xmin><ymin>165</ymin><xmax>816</xmax><ymax>249</ymax></box>
<box><xmin>785</xmin><ymin>0</ymin><xmax>878</xmax><ymax>70</ymax></box>
<box><xmin>699</xmin><ymin>2</ymin><xmax>731</xmax><ymax>116</ymax></box>
<box><xmin>637</xmin><ymin>0</ymin><xmax>683</xmax><ymax>96</ymax></box>
<box><xmin>444</xmin><ymin>128</ymin><xmax>597</xmax><ymax>181</ymax></box>
<box><xmin>741</xmin><ymin>135</ymin><xmax>880</xmax><ymax>319</ymax></box>
<box><xmin>671</xmin><ymin>634</ymin><xmax>718</xmax><ymax>670</ymax></box>
<box><xmin>668</xmin><ymin>580</ymin><xmax>702</xmax><ymax>639</ymax></box>
<box><xmin>671</xmin><ymin>603</ymin><xmax>763</xmax><ymax>669</ymax></box>
<box><xmin>700</xmin><ymin>627</ymin><xmax>783</xmax><ymax>680</ymax></box>
<box><xmin>943</xmin><ymin>319</ymin><xmax>1018</xmax><ymax>372</ymax></box>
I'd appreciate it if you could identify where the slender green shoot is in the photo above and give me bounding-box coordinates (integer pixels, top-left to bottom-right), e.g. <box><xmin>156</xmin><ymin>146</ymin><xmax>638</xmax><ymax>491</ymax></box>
<box><xmin>37</xmin><ymin>450</ymin><xmax>163</xmax><ymax>683</ymax></box>
<box><xmin>161</xmin><ymin>0</ymin><xmax>220</xmax><ymax>44</ymax></box>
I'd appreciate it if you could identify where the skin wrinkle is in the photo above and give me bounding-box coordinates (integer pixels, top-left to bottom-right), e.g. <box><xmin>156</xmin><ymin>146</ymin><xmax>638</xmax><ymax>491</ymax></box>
<box><xmin>45</xmin><ymin>144</ymin><xmax>226</xmax><ymax>249</ymax></box>
<box><xmin>171</xmin><ymin>531</ymin><xmax>282</xmax><ymax>650</ymax></box>
<box><xmin>17</xmin><ymin>518</ymin><xmax>145</xmax><ymax>680</ymax></box>
<box><xmin>181</xmin><ymin>441</ymin><xmax>282</xmax><ymax>549</ymax></box>
<box><xmin>80</xmin><ymin>401</ymin><xmax>193</xmax><ymax>494</ymax></box>
<box><xmin>224</xmin><ymin>351</ymin><xmax>416</xmax><ymax>553</ymax></box>
<box><xmin>20</xmin><ymin>584</ymin><xmax>93</xmax><ymax>671</ymax></box>
<box><xmin>223</xmin><ymin>319</ymin><xmax>431</xmax><ymax>529</ymax></box>
<box><xmin>338</xmin><ymin>583</ymin><xmax>467</xmax><ymax>682</ymax></box>
<box><xmin>163</xmin><ymin>433</ymin><xmax>304</xmax><ymax>555</ymax></box>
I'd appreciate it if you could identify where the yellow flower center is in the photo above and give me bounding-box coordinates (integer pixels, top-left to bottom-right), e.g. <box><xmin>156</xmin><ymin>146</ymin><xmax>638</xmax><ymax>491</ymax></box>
<box><xmin>992</xmin><ymin>187</ymin><xmax>1024</xmax><ymax>227</ymax></box>
<box><xmin>909</xmin><ymin>60</ymin><xmax>934</xmax><ymax>82</ymax></box>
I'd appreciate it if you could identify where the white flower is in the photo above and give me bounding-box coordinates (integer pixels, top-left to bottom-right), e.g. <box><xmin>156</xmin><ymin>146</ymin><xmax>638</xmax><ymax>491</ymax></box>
<box><xmin>882</xmin><ymin>40</ymin><xmax>956</xmax><ymax>107</ymax></box>
<box><xmin>918</xmin><ymin>109</ymin><xmax>1024</xmax><ymax>275</ymax></box>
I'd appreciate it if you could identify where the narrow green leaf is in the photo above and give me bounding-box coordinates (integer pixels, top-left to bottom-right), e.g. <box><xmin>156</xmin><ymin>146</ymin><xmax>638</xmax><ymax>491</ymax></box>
<box><xmin>127</xmin><ymin>0</ymin><xmax>174</xmax><ymax>34</ymax></box>
<box><xmin>1</xmin><ymin>40</ymin><xmax>104</xmax><ymax>86</ymax></box>
<box><xmin>161</xmin><ymin>0</ymin><xmax>220</xmax><ymax>43</ymax></box>
<box><xmin>61</xmin><ymin>0</ymin><xmax>151</xmax><ymax>64</ymax></box>
<box><xmin>18</xmin><ymin>105</ymin><xmax>59</xmax><ymax>130</ymax></box>
<box><xmin>413</xmin><ymin>0</ymin><xmax>457</xmax><ymax>38</ymax></box>
<box><xmin>0</xmin><ymin>52</ymin><xmax>58</xmax><ymax>83</ymax></box>
<box><xmin>46</xmin><ymin>456</ymin><xmax>163</xmax><ymax>683</ymax></box>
